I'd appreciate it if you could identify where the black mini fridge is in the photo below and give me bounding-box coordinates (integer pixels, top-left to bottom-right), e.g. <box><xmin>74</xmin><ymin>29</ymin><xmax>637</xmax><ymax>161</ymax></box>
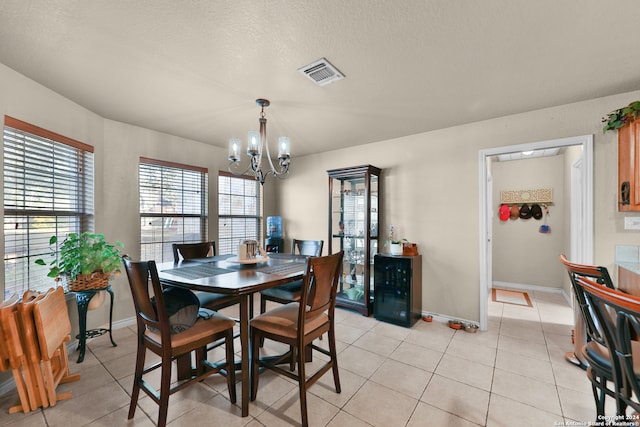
<box><xmin>373</xmin><ymin>254</ymin><xmax>422</xmax><ymax>327</ymax></box>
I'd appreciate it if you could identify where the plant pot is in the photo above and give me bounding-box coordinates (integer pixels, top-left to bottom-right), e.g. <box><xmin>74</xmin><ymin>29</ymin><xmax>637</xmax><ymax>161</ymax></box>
<box><xmin>389</xmin><ymin>243</ymin><xmax>403</xmax><ymax>255</ymax></box>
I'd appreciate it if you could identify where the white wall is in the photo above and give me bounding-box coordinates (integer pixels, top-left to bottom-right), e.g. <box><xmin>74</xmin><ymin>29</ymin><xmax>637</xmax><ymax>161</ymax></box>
<box><xmin>279</xmin><ymin>91</ymin><xmax>637</xmax><ymax>322</ymax></box>
<box><xmin>491</xmin><ymin>155</ymin><xmax>565</xmax><ymax>289</ymax></box>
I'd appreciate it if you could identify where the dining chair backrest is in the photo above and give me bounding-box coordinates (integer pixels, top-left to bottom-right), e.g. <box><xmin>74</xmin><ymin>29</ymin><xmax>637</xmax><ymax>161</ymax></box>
<box><xmin>298</xmin><ymin>251</ymin><xmax>343</xmax><ymax>330</ymax></box>
<box><xmin>577</xmin><ymin>275</ymin><xmax>640</xmax><ymax>412</ymax></box>
<box><xmin>122</xmin><ymin>256</ymin><xmax>169</xmax><ymax>340</ymax></box>
<box><xmin>172</xmin><ymin>241</ymin><xmax>215</xmax><ymax>263</ymax></box>
<box><xmin>559</xmin><ymin>254</ymin><xmax>614</xmax><ymax>345</ymax></box>
<box><xmin>292</xmin><ymin>239</ymin><xmax>323</xmax><ymax>257</ymax></box>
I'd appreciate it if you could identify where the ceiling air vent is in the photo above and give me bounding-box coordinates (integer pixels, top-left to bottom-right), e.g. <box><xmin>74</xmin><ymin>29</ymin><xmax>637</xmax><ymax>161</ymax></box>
<box><xmin>298</xmin><ymin>58</ymin><xmax>344</xmax><ymax>86</ymax></box>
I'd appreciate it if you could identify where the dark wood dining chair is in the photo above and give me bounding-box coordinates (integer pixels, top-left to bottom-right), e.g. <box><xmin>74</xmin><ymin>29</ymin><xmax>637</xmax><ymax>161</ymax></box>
<box><xmin>123</xmin><ymin>256</ymin><xmax>236</xmax><ymax>427</ymax></box>
<box><xmin>172</xmin><ymin>242</ymin><xmax>241</xmax><ymax>313</ymax></box>
<box><xmin>576</xmin><ymin>275</ymin><xmax>640</xmax><ymax>417</ymax></box>
<box><xmin>250</xmin><ymin>251</ymin><xmax>343</xmax><ymax>427</ymax></box>
<box><xmin>259</xmin><ymin>239</ymin><xmax>324</xmax><ymax>315</ymax></box>
<box><xmin>559</xmin><ymin>254</ymin><xmax>618</xmax><ymax>416</ymax></box>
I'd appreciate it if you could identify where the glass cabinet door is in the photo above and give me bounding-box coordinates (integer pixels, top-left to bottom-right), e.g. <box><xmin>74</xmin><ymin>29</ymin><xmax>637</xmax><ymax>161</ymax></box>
<box><xmin>328</xmin><ymin>165</ymin><xmax>381</xmax><ymax>316</ymax></box>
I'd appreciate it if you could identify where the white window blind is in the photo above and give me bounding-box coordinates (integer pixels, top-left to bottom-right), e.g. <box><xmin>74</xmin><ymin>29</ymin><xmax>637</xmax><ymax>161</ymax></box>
<box><xmin>139</xmin><ymin>158</ymin><xmax>208</xmax><ymax>262</ymax></box>
<box><xmin>3</xmin><ymin>116</ymin><xmax>94</xmax><ymax>297</ymax></box>
<box><xmin>218</xmin><ymin>172</ymin><xmax>262</xmax><ymax>255</ymax></box>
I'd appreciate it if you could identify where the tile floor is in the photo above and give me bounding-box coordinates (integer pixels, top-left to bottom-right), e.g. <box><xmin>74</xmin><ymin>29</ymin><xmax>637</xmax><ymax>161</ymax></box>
<box><xmin>0</xmin><ymin>291</ymin><xmax>608</xmax><ymax>426</ymax></box>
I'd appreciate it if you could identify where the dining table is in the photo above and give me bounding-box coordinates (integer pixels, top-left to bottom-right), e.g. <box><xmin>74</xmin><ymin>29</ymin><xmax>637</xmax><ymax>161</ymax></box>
<box><xmin>156</xmin><ymin>252</ymin><xmax>308</xmax><ymax>417</ymax></box>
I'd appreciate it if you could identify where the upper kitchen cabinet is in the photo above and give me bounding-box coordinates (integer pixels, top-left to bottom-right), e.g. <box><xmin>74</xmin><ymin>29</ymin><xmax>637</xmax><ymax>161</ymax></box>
<box><xmin>618</xmin><ymin>117</ymin><xmax>640</xmax><ymax>211</ymax></box>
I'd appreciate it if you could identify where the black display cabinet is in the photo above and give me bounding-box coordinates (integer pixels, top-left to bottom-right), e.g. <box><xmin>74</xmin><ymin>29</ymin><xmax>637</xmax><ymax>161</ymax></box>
<box><xmin>328</xmin><ymin>165</ymin><xmax>381</xmax><ymax>316</ymax></box>
<box><xmin>374</xmin><ymin>254</ymin><xmax>422</xmax><ymax>327</ymax></box>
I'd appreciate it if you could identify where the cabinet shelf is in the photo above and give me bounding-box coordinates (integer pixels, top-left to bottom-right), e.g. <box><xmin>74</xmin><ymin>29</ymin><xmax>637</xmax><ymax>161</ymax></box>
<box><xmin>328</xmin><ymin>164</ymin><xmax>381</xmax><ymax>316</ymax></box>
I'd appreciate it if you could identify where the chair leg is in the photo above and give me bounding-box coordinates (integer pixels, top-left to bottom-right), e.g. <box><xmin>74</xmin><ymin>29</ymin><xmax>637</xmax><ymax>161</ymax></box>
<box><xmin>250</xmin><ymin>329</ymin><xmax>260</xmax><ymax>401</ymax></box>
<box><xmin>297</xmin><ymin>343</ymin><xmax>309</xmax><ymax>427</ymax></box>
<box><xmin>157</xmin><ymin>354</ymin><xmax>172</xmax><ymax>427</ymax></box>
<box><xmin>259</xmin><ymin>297</ymin><xmax>267</xmax><ymax>347</ymax></box>
<box><xmin>128</xmin><ymin>343</ymin><xmax>146</xmax><ymax>420</ymax></box>
<box><xmin>328</xmin><ymin>327</ymin><xmax>341</xmax><ymax>394</ymax></box>
<box><xmin>225</xmin><ymin>330</ymin><xmax>237</xmax><ymax>404</ymax></box>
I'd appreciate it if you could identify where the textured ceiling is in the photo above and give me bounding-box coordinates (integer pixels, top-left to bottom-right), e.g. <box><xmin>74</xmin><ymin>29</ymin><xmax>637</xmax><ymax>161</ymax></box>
<box><xmin>1</xmin><ymin>1</ymin><xmax>639</xmax><ymax>157</ymax></box>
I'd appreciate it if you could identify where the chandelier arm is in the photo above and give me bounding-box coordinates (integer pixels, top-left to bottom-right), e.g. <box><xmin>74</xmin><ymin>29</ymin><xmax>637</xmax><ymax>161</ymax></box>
<box><xmin>226</xmin><ymin>98</ymin><xmax>290</xmax><ymax>185</ymax></box>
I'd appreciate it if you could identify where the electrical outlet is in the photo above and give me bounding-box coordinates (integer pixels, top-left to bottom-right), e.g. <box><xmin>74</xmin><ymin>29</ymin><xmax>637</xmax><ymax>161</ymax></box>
<box><xmin>624</xmin><ymin>217</ymin><xmax>640</xmax><ymax>230</ymax></box>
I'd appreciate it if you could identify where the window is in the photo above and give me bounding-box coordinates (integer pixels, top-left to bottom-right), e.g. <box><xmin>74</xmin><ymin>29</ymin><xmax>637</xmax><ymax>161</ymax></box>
<box><xmin>218</xmin><ymin>172</ymin><xmax>262</xmax><ymax>255</ymax></box>
<box><xmin>139</xmin><ymin>158</ymin><xmax>208</xmax><ymax>262</ymax></box>
<box><xmin>3</xmin><ymin>116</ymin><xmax>94</xmax><ymax>297</ymax></box>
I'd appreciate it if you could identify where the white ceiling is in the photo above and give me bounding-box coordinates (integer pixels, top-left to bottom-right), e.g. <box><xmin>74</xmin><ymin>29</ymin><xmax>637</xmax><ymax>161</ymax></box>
<box><xmin>1</xmin><ymin>1</ymin><xmax>639</xmax><ymax>157</ymax></box>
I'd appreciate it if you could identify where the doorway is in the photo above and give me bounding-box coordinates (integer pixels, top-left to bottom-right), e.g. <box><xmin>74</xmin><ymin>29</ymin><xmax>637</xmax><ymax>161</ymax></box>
<box><xmin>478</xmin><ymin>135</ymin><xmax>593</xmax><ymax>331</ymax></box>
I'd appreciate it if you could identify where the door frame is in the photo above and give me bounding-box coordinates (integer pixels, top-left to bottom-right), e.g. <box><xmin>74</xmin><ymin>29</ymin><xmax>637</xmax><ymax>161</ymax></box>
<box><xmin>478</xmin><ymin>135</ymin><xmax>593</xmax><ymax>331</ymax></box>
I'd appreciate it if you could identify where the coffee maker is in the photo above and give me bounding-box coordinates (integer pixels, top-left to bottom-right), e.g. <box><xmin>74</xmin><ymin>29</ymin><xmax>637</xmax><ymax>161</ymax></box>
<box><xmin>265</xmin><ymin>216</ymin><xmax>283</xmax><ymax>253</ymax></box>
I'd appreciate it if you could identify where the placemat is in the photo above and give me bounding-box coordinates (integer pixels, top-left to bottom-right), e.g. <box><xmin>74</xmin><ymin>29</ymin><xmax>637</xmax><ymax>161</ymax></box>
<box><xmin>260</xmin><ymin>263</ymin><xmax>306</xmax><ymax>276</ymax></box>
<box><xmin>162</xmin><ymin>264</ymin><xmax>233</xmax><ymax>280</ymax></box>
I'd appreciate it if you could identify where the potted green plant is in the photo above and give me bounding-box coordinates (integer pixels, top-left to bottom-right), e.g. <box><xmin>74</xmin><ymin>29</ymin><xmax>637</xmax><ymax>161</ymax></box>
<box><xmin>35</xmin><ymin>232</ymin><xmax>124</xmax><ymax>292</ymax></box>
<box><xmin>602</xmin><ymin>101</ymin><xmax>640</xmax><ymax>133</ymax></box>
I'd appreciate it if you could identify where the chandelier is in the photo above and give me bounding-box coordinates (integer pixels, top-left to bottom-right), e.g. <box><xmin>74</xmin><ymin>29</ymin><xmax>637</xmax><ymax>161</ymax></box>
<box><xmin>227</xmin><ymin>98</ymin><xmax>291</xmax><ymax>185</ymax></box>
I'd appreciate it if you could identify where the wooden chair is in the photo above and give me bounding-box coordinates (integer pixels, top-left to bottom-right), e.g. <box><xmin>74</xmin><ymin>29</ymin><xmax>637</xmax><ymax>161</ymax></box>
<box><xmin>32</xmin><ymin>287</ymin><xmax>81</xmax><ymax>406</ymax></box>
<box><xmin>576</xmin><ymin>275</ymin><xmax>640</xmax><ymax>417</ymax></box>
<box><xmin>0</xmin><ymin>294</ymin><xmax>32</xmax><ymax>414</ymax></box>
<box><xmin>123</xmin><ymin>256</ymin><xmax>236</xmax><ymax>427</ymax></box>
<box><xmin>172</xmin><ymin>242</ymin><xmax>241</xmax><ymax>313</ymax></box>
<box><xmin>250</xmin><ymin>251</ymin><xmax>343</xmax><ymax>427</ymax></box>
<box><xmin>559</xmin><ymin>254</ymin><xmax>618</xmax><ymax>416</ymax></box>
<box><xmin>259</xmin><ymin>239</ymin><xmax>324</xmax><ymax>315</ymax></box>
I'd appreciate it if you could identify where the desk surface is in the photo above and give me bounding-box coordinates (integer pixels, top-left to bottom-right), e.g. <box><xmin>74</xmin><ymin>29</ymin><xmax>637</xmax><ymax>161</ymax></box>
<box><xmin>157</xmin><ymin>253</ymin><xmax>307</xmax><ymax>294</ymax></box>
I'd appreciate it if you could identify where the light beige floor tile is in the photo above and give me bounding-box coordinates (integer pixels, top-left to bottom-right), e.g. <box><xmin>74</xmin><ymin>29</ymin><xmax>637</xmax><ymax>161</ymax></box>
<box><xmin>434</xmin><ymin>354</ymin><xmax>494</xmax><ymax>391</ymax></box>
<box><xmin>550</xmin><ymin>357</ymin><xmax>592</xmax><ymax>393</ymax></box>
<box><xmin>404</xmin><ymin>324</ymin><xmax>454</xmax><ymax>353</ymax></box>
<box><xmin>389</xmin><ymin>341</ymin><xmax>443</xmax><ymax>373</ymax></box>
<box><xmin>343</xmin><ymin>381</ymin><xmax>417</xmax><ymax>427</ymax></box>
<box><xmin>335</xmin><ymin>324</ymin><xmax>368</xmax><ymax>345</ymax></box>
<box><xmin>494</xmin><ymin>349</ymin><xmax>555</xmax><ymax>384</ymax></box>
<box><xmin>309</xmin><ymin>365</ymin><xmax>367</xmax><ymax>408</ymax></box>
<box><xmin>326</xmin><ymin>411</ymin><xmax>372</xmax><ymax>427</ymax></box>
<box><xmin>247</xmin><ymin>370</ymin><xmax>298</xmax><ymax>415</ymax></box>
<box><xmin>0</xmin><ymin>401</ymin><xmax>47</xmax><ymax>427</ymax></box>
<box><xmin>40</xmin><ymin>381</ymin><xmax>130</xmax><ymax>427</ymax></box>
<box><xmin>445</xmin><ymin>338</ymin><xmax>497</xmax><ymax>367</ymax></box>
<box><xmin>352</xmin><ymin>331</ymin><xmax>402</xmax><ymax>357</ymax></box>
<box><xmin>499</xmin><ymin>322</ymin><xmax>545</xmax><ymax>344</ymax></box>
<box><xmin>557</xmin><ymin>385</ymin><xmax>600</xmax><ymax>424</ymax></box>
<box><xmin>84</xmin><ymin>405</ymin><xmax>154</xmax><ymax>426</ymax></box>
<box><xmin>544</xmin><ymin>331</ymin><xmax>574</xmax><ymax>350</ymax></box>
<box><xmin>370</xmin><ymin>321</ymin><xmax>412</xmax><ymax>341</ymax></box>
<box><xmin>486</xmin><ymin>393</ymin><xmax>562</xmax><ymax>427</ymax></box>
<box><xmin>491</xmin><ymin>369</ymin><xmax>562</xmax><ymax>416</ymax></box>
<box><xmin>137</xmin><ymin>381</ymin><xmax>218</xmax><ymax>425</ymax></box>
<box><xmin>451</xmin><ymin>327</ymin><xmax>500</xmax><ymax>349</ymax></box>
<box><xmin>370</xmin><ymin>359</ymin><xmax>431</xmax><ymax>399</ymax></box>
<box><xmin>257</xmin><ymin>388</ymin><xmax>340</xmax><ymax>427</ymax></box>
<box><xmin>408</xmin><ymin>401</ymin><xmax>482</xmax><ymax>427</ymax></box>
<box><xmin>169</xmin><ymin>393</ymin><xmax>248</xmax><ymax>427</ymax></box>
<box><xmin>338</xmin><ymin>345</ymin><xmax>386</xmax><ymax>378</ymax></box>
<box><xmin>497</xmin><ymin>334</ymin><xmax>550</xmax><ymax>361</ymax></box>
<box><xmin>420</xmin><ymin>374</ymin><xmax>490</xmax><ymax>426</ymax></box>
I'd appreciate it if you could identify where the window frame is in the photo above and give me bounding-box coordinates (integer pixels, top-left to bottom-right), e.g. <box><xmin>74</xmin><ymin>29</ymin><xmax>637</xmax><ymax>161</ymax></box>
<box><xmin>217</xmin><ymin>171</ymin><xmax>263</xmax><ymax>255</ymax></box>
<box><xmin>139</xmin><ymin>157</ymin><xmax>208</xmax><ymax>263</ymax></box>
<box><xmin>3</xmin><ymin>115</ymin><xmax>95</xmax><ymax>296</ymax></box>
